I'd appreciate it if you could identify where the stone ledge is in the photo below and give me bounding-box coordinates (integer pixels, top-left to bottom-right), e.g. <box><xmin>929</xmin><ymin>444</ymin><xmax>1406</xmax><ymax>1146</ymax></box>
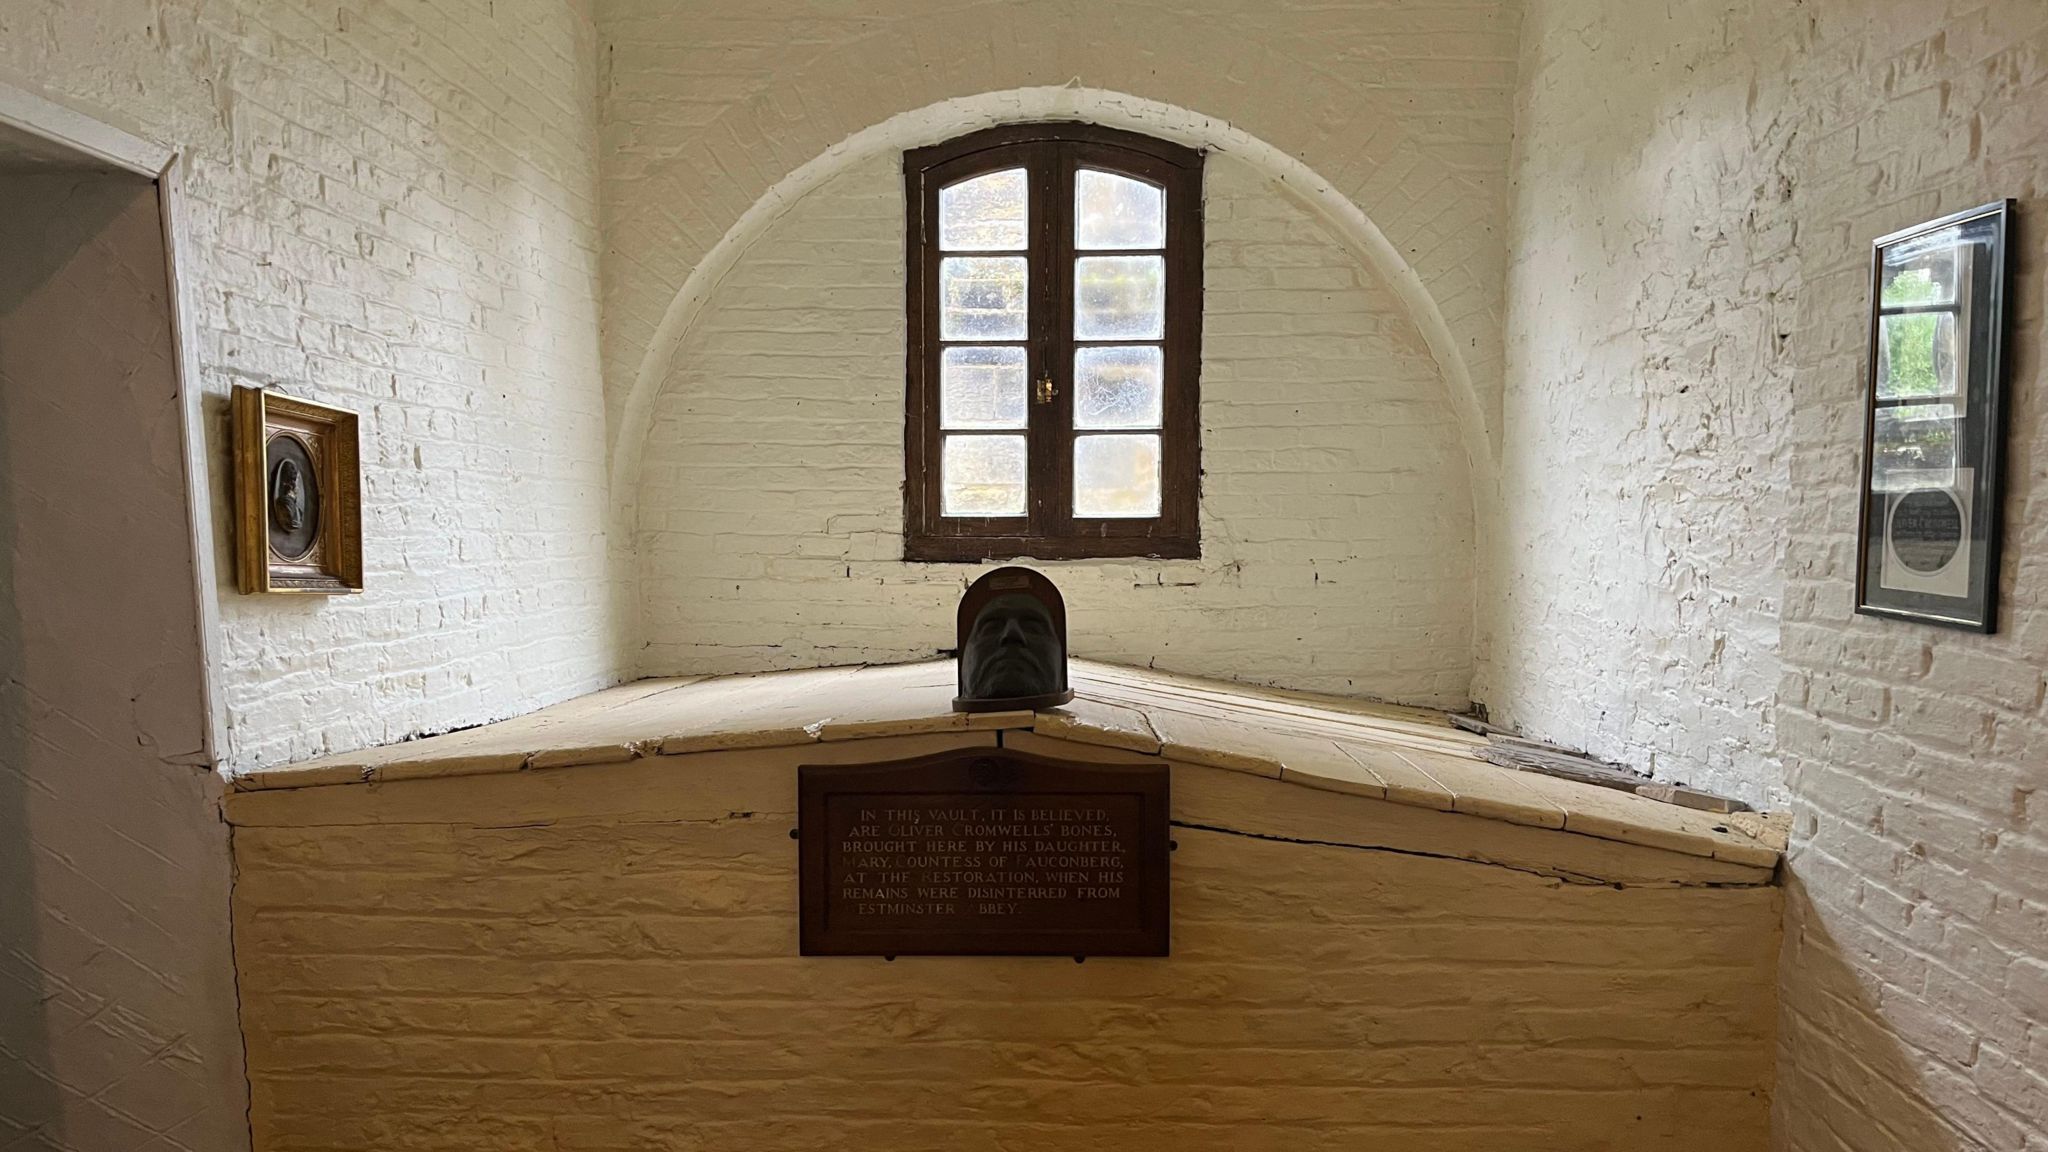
<box><xmin>230</xmin><ymin>659</ymin><xmax>1783</xmax><ymax>873</ymax></box>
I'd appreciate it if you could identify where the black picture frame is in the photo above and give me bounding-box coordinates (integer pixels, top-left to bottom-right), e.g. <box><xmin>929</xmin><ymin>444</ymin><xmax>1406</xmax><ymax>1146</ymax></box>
<box><xmin>1855</xmin><ymin>199</ymin><xmax>2015</xmax><ymax>633</ymax></box>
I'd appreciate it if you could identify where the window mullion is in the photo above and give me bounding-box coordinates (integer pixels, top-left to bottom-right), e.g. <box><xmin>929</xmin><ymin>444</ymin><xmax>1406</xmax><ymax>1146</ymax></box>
<box><xmin>1046</xmin><ymin>142</ymin><xmax>1077</xmax><ymax>538</ymax></box>
<box><xmin>1027</xmin><ymin>142</ymin><xmax>1062</xmax><ymax>540</ymax></box>
<box><xmin>918</xmin><ymin>164</ymin><xmax>944</xmax><ymax>538</ymax></box>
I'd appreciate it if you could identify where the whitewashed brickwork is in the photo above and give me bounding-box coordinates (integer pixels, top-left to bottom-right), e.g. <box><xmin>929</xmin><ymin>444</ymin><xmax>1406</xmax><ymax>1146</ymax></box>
<box><xmin>1776</xmin><ymin>7</ymin><xmax>2048</xmax><ymax>1150</ymax></box>
<box><xmin>0</xmin><ymin>0</ymin><xmax>620</xmax><ymax>774</ymax></box>
<box><xmin>1502</xmin><ymin>2</ymin><xmax>2048</xmax><ymax>1149</ymax></box>
<box><xmin>636</xmin><ymin>154</ymin><xmax>1476</xmax><ymax>706</ymax></box>
<box><xmin>1486</xmin><ymin>0</ymin><xmax>1803</xmax><ymax>808</ymax></box>
<box><xmin>597</xmin><ymin>0</ymin><xmax>1523</xmax><ymax>500</ymax></box>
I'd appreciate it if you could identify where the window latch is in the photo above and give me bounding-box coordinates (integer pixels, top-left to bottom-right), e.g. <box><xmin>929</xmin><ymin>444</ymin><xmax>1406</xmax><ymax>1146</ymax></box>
<box><xmin>1034</xmin><ymin>374</ymin><xmax>1057</xmax><ymax>405</ymax></box>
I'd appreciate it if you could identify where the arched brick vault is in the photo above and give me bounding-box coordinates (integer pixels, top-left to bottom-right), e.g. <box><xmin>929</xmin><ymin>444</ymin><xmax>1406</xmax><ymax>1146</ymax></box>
<box><xmin>600</xmin><ymin>0</ymin><xmax>1519</xmax><ymax>527</ymax></box>
<box><xmin>609</xmin><ymin>92</ymin><xmax>1505</xmax><ymax>535</ymax></box>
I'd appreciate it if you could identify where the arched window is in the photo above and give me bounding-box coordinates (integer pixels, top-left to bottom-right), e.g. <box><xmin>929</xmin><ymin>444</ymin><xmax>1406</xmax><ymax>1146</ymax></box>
<box><xmin>903</xmin><ymin>123</ymin><xmax>1203</xmax><ymax>561</ymax></box>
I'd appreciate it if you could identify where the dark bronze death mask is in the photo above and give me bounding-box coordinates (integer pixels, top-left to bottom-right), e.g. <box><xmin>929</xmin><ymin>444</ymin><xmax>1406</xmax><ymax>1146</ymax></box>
<box><xmin>953</xmin><ymin>568</ymin><xmax>1074</xmax><ymax>712</ymax></box>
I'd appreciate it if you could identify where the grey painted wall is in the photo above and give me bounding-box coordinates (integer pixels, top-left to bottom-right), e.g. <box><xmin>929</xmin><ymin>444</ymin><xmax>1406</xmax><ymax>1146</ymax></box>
<box><xmin>0</xmin><ymin>168</ymin><xmax>246</xmax><ymax>1150</ymax></box>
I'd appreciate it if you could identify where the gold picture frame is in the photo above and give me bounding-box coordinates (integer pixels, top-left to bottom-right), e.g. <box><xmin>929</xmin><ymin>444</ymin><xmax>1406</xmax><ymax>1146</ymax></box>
<box><xmin>232</xmin><ymin>387</ymin><xmax>362</xmax><ymax>594</ymax></box>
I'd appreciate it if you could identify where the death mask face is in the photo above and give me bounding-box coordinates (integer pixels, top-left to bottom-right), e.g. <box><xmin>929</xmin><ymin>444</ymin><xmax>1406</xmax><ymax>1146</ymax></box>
<box><xmin>959</xmin><ymin>592</ymin><xmax>1062</xmax><ymax>700</ymax></box>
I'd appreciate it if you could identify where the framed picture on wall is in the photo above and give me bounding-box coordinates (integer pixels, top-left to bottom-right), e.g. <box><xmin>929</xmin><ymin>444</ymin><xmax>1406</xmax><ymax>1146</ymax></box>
<box><xmin>232</xmin><ymin>387</ymin><xmax>363</xmax><ymax>594</ymax></box>
<box><xmin>1855</xmin><ymin>199</ymin><xmax>2015</xmax><ymax>632</ymax></box>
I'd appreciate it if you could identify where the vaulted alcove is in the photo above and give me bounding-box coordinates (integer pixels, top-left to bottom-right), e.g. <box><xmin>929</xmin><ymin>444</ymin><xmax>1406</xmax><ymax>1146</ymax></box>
<box><xmin>1</xmin><ymin>3</ymin><xmax>2043</xmax><ymax>1150</ymax></box>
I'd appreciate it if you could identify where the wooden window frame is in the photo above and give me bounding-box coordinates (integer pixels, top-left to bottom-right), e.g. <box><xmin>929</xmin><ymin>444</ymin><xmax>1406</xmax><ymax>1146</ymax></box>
<box><xmin>904</xmin><ymin>122</ymin><xmax>1203</xmax><ymax>563</ymax></box>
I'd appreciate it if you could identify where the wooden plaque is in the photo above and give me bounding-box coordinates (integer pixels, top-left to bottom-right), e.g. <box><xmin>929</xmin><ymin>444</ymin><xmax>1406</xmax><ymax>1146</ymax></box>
<box><xmin>798</xmin><ymin>748</ymin><xmax>1170</xmax><ymax>956</ymax></box>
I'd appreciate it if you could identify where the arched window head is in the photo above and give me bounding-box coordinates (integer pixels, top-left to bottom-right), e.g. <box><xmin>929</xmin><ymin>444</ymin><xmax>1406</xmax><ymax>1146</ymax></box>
<box><xmin>903</xmin><ymin>123</ymin><xmax>1204</xmax><ymax>561</ymax></box>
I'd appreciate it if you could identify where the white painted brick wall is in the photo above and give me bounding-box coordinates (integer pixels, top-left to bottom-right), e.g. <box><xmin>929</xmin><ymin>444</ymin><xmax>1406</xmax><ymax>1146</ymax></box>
<box><xmin>1502</xmin><ymin>2</ymin><xmax>2048</xmax><ymax>1149</ymax></box>
<box><xmin>0</xmin><ymin>0</ymin><xmax>620</xmax><ymax>774</ymax></box>
<box><xmin>1485</xmin><ymin>0</ymin><xmax>1802</xmax><ymax>809</ymax></box>
<box><xmin>1776</xmin><ymin>6</ymin><xmax>2048</xmax><ymax>1148</ymax></box>
<box><xmin>597</xmin><ymin>0</ymin><xmax>1522</xmax><ymax>491</ymax></box>
<box><xmin>636</xmin><ymin>154</ymin><xmax>1475</xmax><ymax>706</ymax></box>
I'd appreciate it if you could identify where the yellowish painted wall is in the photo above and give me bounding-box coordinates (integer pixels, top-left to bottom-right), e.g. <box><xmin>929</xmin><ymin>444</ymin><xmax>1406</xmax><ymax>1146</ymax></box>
<box><xmin>230</xmin><ymin>736</ymin><xmax>1781</xmax><ymax>1150</ymax></box>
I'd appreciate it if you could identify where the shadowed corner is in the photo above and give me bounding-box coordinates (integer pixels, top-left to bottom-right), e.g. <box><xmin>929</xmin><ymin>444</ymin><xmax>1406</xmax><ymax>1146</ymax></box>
<box><xmin>0</xmin><ymin>338</ymin><xmax>56</xmax><ymax>1149</ymax></box>
<box><xmin>1775</xmin><ymin>863</ymin><xmax>1964</xmax><ymax>1150</ymax></box>
<box><xmin>0</xmin><ymin>151</ymin><xmax>136</xmax><ymax>1151</ymax></box>
<box><xmin>0</xmin><ymin>151</ymin><xmax>248</xmax><ymax>1150</ymax></box>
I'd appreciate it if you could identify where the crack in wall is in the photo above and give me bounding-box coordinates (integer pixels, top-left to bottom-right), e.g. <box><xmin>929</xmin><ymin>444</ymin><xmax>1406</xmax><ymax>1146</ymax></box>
<box><xmin>1170</xmin><ymin>819</ymin><xmax>1772</xmax><ymax>890</ymax></box>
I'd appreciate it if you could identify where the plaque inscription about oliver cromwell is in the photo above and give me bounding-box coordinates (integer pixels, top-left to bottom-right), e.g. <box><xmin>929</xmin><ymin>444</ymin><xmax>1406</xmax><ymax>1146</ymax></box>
<box><xmin>798</xmin><ymin>749</ymin><xmax>1170</xmax><ymax>956</ymax></box>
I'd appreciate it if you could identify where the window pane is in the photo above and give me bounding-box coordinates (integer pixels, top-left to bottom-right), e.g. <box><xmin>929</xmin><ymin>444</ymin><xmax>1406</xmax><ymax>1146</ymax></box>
<box><xmin>1881</xmin><ymin>232</ymin><xmax>1959</xmax><ymax>307</ymax></box>
<box><xmin>941</xmin><ymin>347</ymin><xmax>1028</xmax><ymax>429</ymax></box>
<box><xmin>940</xmin><ymin>256</ymin><xmax>1027</xmax><ymax>340</ymax></box>
<box><xmin>1076</xmin><ymin>169</ymin><xmax>1164</xmax><ymax>249</ymax></box>
<box><xmin>1074</xmin><ymin>346</ymin><xmax>1163</xmax><ymax>429</ymax></box>
<box><xmin>1877</xmin><ymin>310</ymin><xmax>1958</xmax><ymax>401</ymax></box>
<box><xmin>1074</xmin><ymin>255</ymin><xmax>1164</xmax><ymax>340</ymax></box>
<box><xmin>942</xmin><ymin>435</ymin><xmax>1027</xmax><ymax>516</ymax></box>
<box><xmin>1074</xmin><ymin>434</ymin><xmax>1161</xmax><ymax>518</ymax></box>
<box><xmin>1872</xmin><ymin>403</ymin><xmax>1959</xmax><ymax>491</ymax></box>
<box><xmin>940</xmin><ymin>168</ymin><xmax>1029</xmax><ymax>251</ymax></box>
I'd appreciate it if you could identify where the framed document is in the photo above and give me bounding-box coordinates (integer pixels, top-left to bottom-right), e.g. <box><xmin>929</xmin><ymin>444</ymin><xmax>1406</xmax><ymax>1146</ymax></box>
<box><xmin>1855</xmin><ymin>200</ymin><xmax>2014</xmax><ymax>632</ymax></box>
